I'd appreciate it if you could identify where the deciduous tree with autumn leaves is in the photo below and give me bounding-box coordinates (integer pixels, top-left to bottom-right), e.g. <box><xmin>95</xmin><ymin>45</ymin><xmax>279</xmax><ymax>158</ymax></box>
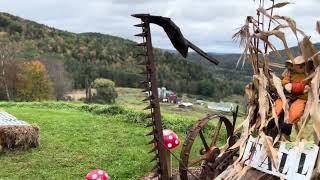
<box><xmin>16</xmin><ymin>60</ymin><xmax>53</xmax><ymax>101</ymax></box>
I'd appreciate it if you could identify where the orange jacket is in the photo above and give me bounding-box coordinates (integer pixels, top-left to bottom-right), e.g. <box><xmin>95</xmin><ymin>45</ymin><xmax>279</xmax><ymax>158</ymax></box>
<box><xmin>281</xmin><ymin>71</ymin><xmax>307</xmax><ymax>100</ymax></box>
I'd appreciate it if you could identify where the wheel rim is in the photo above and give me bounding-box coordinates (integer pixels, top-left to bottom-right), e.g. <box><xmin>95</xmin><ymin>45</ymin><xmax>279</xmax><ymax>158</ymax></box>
<box><xmin>179</xmin><ymin>114</ymin><xmax>234</xmax><ymax>180</ymax></box>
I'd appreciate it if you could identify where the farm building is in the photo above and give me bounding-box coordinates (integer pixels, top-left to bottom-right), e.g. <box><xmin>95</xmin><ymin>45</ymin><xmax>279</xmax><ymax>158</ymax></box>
<box><xmin>158</xmin><ymin>87</ymin><xmax>178</xmax><ymax>104</ymax></box>
<box><xmin>208</xmin><ymin>102</ymin><xmax>236</xmax><ymax>113</ymax></box>
<box><xmin>179</xmin><ymin>102</ymin><xmax>193</xmax><ymax>108</ymax></box>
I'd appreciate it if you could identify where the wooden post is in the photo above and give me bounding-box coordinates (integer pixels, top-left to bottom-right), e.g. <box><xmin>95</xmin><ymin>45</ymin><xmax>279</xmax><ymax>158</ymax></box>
<box><xmin>165</xmin><ymin>149</ymin><xmax>172</xmax><ymax>179</ymax></box>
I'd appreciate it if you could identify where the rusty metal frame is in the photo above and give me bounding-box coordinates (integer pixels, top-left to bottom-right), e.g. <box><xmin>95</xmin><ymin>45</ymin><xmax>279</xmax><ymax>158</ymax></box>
<box><xmin>132</xmin><ymin>14</ymin><xmax>220</xmax><ymax>180</ymax></box>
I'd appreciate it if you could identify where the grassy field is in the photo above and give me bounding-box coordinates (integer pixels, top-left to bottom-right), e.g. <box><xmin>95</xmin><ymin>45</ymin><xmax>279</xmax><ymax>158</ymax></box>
<box><xmin>0</xmin><ymin>88</ymin><xmax>244</xmax><ymax>179</ymax></box>
<box><xmin>0</xmin><ymin>101</ymin><xmax>232</xmax><ymax>179</ymax></box>
<box><xmin>116</xmin><ymin>87</ymin><xmax>245</xmax><ymax>120</ymax></box>
<box><xmin>0</xmin><ymin>89</ymin><xmax>315</xmax><ymax>179</ymax></box>
<box><xmin>0</xmin><ymin>106</ymin><xmax>154</xmax><ymax>179</ymax></box>
<box><xmin>65</xmin><ymin>87</ymin><xmax>246</xmax><ymax>120</ymax></box>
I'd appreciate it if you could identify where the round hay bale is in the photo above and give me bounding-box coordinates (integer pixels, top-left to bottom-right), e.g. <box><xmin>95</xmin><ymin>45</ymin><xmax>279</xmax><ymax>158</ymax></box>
<box><xmin>0</xmin><ymin>124</ymin><xmax>40</xmax><ymax>151</ymax></box>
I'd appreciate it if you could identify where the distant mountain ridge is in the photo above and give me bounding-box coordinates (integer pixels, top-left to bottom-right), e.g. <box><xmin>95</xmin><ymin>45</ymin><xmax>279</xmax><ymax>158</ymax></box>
<box><xmin>0</xmin><ymin>12</ymin><xmax>318</xmax><ymax>99</ymax></box>
<box><xmin>184</xmin><ymin>41</ymin><xmax>320</xmax><ymax>78</ymax></box>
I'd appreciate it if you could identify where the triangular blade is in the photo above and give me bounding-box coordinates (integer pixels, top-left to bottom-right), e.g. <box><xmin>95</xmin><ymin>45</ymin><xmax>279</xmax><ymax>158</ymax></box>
<box><xmin>144</xmin><ymin>104</ymin><xmax>153</xmax><ymax>110</ymax></box>
<box><xmin>137</xmin><ymin>61</ymin><xmax>146</xmax><ymax>66</ymax></box>
<box><xmin>141</xmin><ymin>90</ymin><xmax>150</xmax><ymax>94</ymax></box>
<box><xmin>146</xmin><ymin>130</ymin><xmax>156</xmax><ymax>136</ymax></box>
<box><xmin>140</xmin><ymin>80</ymin><xmax>150</xmax><ymax>86</ymax></box>
<box><xmin>134</xmin><ymin>23</ymin><xmax>145</xmax><ymax>27</ymax></box>
<box><xmin>148</xmin><ymin>139</ymin><xmax>156</xmax><ymax>144</ymax></box>
<box><xmin>142</xmin><ymin>96</ymin><xmax>152</xmax><ymax>102</ymax></box>
<box><xmin>137</xmin><ymin>42</ymin><xmax>147</xmax><ymax>47</ymax></box>
<box><xmin>135</xmin><ymin>32</ymin><xmax>146</xmax><ymax>37</ymax></box>
<box><xmin>145</xmin><ymin>113</ymin><xmax>153</xmax><ymax>119</ymax></box>
<box><xmin>142</xmin><ymin>86</ymin><xmax>151</xmax><ymax>92</ymax></box>
<box><xmin>135</xmin><ymin>53</ymin><xmax>147</xmax><ymax>58</ymax></box>
<box><xmin>139</xmin><ymin>71</ymin><xmax>148</xmax><ymax>75</ymax></box>
<box><xmin>150</xmin><ymin>155</ymin><xmax>158</xmax><ymax>162</ymax></box>
<box><xmin>148</xmin><ymin>146</ymin><xmax>157</xmax><ymax>153</ymax></box>
<box><xmin>131</xmin><ymin>14</ymin><xmax>150</xmax><ymax>18</ymax></box>
<box><xmin>145</xmin><ymin>123</ymin><xmax>154</xmax><ymax>128</ymax></box>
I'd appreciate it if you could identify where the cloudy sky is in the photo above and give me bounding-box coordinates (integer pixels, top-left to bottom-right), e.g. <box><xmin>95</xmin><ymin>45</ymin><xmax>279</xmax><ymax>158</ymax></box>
<box><xmin>0</xmin><ymin>0</ymin><xmax>319</xmax><ymax>53</ymax></box>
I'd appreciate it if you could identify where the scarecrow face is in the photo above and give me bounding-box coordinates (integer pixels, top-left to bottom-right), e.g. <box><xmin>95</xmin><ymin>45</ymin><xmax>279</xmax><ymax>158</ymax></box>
<box><xmin>292</xmin><ymin>63</ymin><xmax>305</xmax><ymax>73</ymax></box>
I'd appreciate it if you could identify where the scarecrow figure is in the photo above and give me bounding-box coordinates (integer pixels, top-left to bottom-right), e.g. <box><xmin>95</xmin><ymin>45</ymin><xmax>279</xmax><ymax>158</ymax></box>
<box><xmin>274</xmin><ymin>56</ymin><xmax>310</xmax><ymax>137</ymax></box>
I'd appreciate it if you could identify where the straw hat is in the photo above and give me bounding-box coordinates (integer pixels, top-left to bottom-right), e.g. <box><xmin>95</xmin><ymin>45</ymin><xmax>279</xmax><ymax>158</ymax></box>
<box><xmin>285</xmin><ymin>56</ymin><xmax>306</xmax><ymax>65</ymax></box>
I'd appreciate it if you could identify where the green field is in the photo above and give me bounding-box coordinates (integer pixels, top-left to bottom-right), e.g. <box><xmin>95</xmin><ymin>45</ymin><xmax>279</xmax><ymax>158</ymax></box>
<box><xmin>116</xmin><ymin>87</ymin><xmax>245</xmax><ymax>119</ymax></box>
<box><xmin>0</xmin><ymin>105</ymin><xmax>153</xmax><ymax>179</ymax></box>
<box><xmin>0</xmin><ymin>101</ymin><xmax>234</xmax><ymax>179</ymax></box>
<box><xmin>0</xmin><ymin>88</ymin><xmax>243</xmax><ymax>179</ymax></box>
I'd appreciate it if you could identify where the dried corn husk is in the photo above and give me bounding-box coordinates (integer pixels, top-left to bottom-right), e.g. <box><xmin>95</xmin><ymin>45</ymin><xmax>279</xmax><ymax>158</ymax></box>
<box><xmin>233</xmin><ymin>21</ymin><xmax>250</xmax><ymax>47</ymax></box>
<box><xmin>300</xmin><ymin>36</ymin><xmax>320</xmax><ymax>67</ymax></box>
<box><xmin>296</xmin><ymin>67</ymin><xmax>320</xmax><ymax>141</ymax></box>
<box><xmin>273</xmin><ymin>24</ymin><xmax>307</xmax><ymax>37</ymax></box>
<box><xmin>311</xmin><ymin>67</ymin><xmax>320</xmax><ymax>140</ymax></box>
<box><xmin>231</xmin><ymin>84</ymin><xmax>257</xmax><ymax>166</ymax></box>
<box><xmin>269</xmin><ymin>62</ymin><xmax>285</xmax><ymax>68</ymax></box>
<box><xmin>268</xmin><ymin>30</ymin><xmax>294</xmax><ymax>61</ymax></box>
<box><xmin>236</xmin><ymin>37</ymin><xmax>252</xmax><ymax>68</ymax></box>
<box><xmin>268</xmin><ymin>95</ymin><xmax>281</xmax><ymax>145</ymax></box>
<box><xmin>224</xmin><ymin>163</ymin><xmax>245</xmax><ymax>180</ymax></box>
<box><xmin>234</xmin><ymin>165</ymin><xmax>251</xmax><ymax>180</ymax></box>
<box><xmin>254</xmin><ymin>32</ymin><xmax>280</xmax><ymax>57</ymax></box>
<box><xmin>263</xmin><ymin>54</ymin><xmax>270</xmax><ymax>77</ymax></box>
<box><xmin>266</xmin><ymin>2</ymin><xmax>291</xmax><ymax>10</ymax></box>
<box><xmin>261</xmin><ymin>132</ymin><xmax>279</xmax><ymax>170</ymax></box>
<box><xmin>256</xmin><ymin>69</ymin><xmax>269</xmax><ymax>130</ymax></box>
<box><xmin>312</xmin><ymin>153</ymin><xmax>320</xmax><ymax>179</ymax></box>
<box><xmin>215</xmin><ymin>164</ymin><xmax>235</xmax><ymax>179</ymax></box>
<box><xmin>257</xmin><ymin>7</ymin><xmax>278</xmax><ymax>24</ymax></box>
<box><xmin>273</xmin><ymin>15</ymin><xmax>299</xmax><ymax>41</ymax></box>
<box><xmin>248</xmin><ymin>49</ymin><xmax>259</xmax><ymax>74</ymax></box>
<box><xmin>271</xmin><ymin>73</ymin><xmax>289</xmax><ymax>123</ymax></box>
<box><xmin>229</xmin><ymin>2</ymin><xmax>320</xmax><ymax>179</ymax></box>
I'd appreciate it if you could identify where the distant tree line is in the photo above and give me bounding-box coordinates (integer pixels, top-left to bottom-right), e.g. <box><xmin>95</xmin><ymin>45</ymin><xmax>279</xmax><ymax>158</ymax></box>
<box><xmin>0</xmin><ymin>33</ymin><xmax>72</xmax><ymax>101</ymax></box>
<box><xmin>0</xmin><ymin>12</ymin><xmax>250</xmax><ymax>101</ymax></box>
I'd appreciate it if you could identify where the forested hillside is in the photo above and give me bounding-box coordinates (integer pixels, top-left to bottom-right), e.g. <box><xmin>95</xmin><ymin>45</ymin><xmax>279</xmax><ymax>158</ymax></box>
<box><xmin>0</xmin><ymin>12</ymin><xmax>318</xmax><ymax>100</ymax></box>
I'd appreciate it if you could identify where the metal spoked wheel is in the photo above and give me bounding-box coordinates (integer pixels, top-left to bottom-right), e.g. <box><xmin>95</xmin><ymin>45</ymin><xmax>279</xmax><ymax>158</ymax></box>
<box><xmin>179</xmin><ymin>114</ymin><xmax>239</xmax><ymax>180</ymax></box>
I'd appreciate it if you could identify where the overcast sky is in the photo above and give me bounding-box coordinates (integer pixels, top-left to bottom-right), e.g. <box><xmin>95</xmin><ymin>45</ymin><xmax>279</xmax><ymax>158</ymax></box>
<box><xmin>0</xmin><ymin>0</ymin><xmax>319</xmax><ymax>53</ymax></box>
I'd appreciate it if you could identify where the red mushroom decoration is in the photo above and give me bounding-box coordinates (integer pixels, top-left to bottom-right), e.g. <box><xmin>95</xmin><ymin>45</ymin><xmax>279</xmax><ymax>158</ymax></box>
<box><xmin>163</xmin><ymin>129</ymin><xmax>180</xmax><ymax>150</ymax></box>
<box><xmin>86</xmin><ymin>169</ymin><xmax>109</xmax><ymax>180</ymax></box>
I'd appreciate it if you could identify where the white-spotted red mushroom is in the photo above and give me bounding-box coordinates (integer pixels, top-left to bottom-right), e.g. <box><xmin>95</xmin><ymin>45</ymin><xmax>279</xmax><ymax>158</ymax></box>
<box><xmin>85</xmin><ymin>169</ymin><xmax>109</xmax><ymax>180</ymax></box>
<box><xmin>163</xmin><ymin>129</ymin><xmax>180</xmax><ymax>150</ymax></box>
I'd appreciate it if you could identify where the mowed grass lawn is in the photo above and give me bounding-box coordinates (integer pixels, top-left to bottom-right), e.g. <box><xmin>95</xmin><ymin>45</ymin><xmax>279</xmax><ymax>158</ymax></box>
<box><xmin>0</xmin><ymin>101</ymin><xmax>232</xmax><ymax>179</ymax></box>
<box><xmin>0</xmin><ymin>106</ymin><xmax>154</xmax><ymax>179</ymax></box>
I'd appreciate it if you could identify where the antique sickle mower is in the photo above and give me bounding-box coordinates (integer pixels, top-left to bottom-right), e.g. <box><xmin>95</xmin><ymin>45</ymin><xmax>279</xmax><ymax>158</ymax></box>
<box><xmin>132</xmin><ymin>14</ymin><xmax>240</xmax><ymax>180</ymax></box>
